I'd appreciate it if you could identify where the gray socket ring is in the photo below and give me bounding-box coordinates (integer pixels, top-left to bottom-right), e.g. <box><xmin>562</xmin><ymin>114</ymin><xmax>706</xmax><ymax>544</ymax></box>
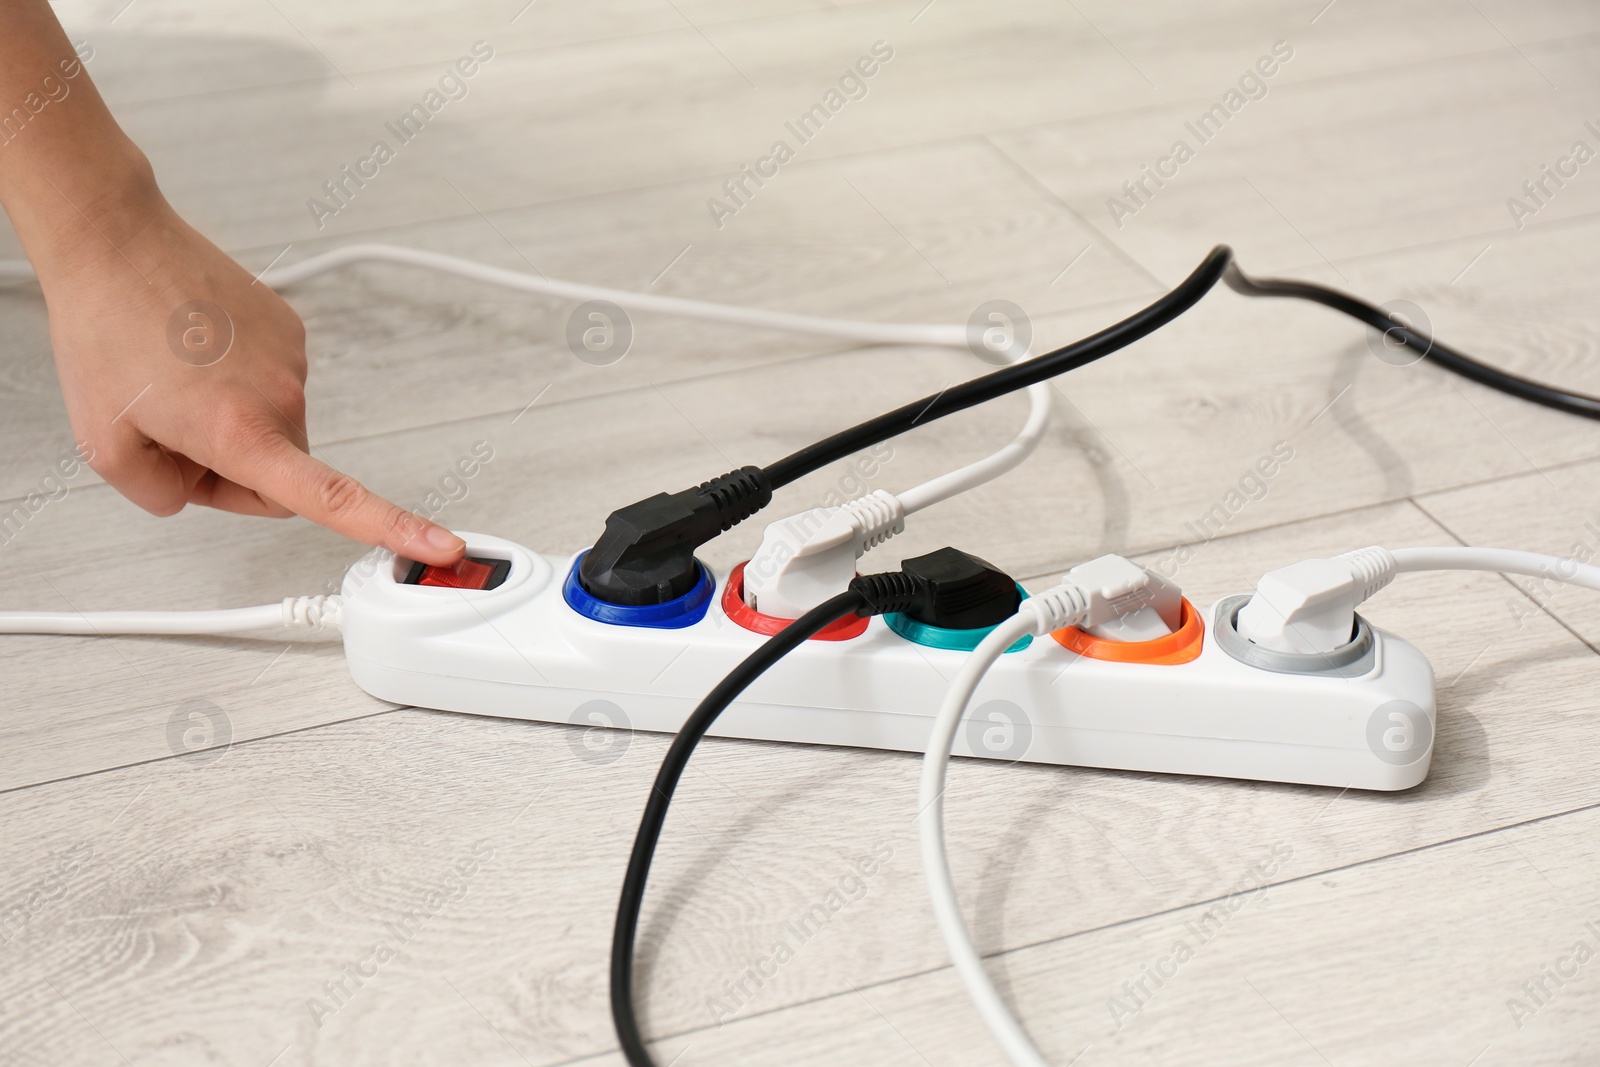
<box><xmin>1212</xmin><ymin>594</ymin><xmax>1377</xmax><ymax>677</ymax></box>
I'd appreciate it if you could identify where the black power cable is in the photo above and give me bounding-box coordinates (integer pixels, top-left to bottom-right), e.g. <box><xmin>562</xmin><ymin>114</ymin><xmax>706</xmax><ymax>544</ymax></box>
<box><xmin>1220</xmin><ymin>260</ymin><xmax>1600</xmax><ymax>420</ymax></box>
<box><xmin>610</xmin><ymin>588</ymin><xmax>866</xmax><ymax>1067</ymax></box>
<box><xmin>763</xmin><ymin>247</ymin><xmax>1600</xmax><ymax>487</ymax></box>
<box><xmin>608</xmin><ymin>553</ymin><xmax>1015</xmax><ymax>1067</ymax></box>
<box><xmin>760</xmin><ymin>246</ymin><xmax>1234</xmax><ymax>487</ymax></box>
<box><xmin>582</xmin><ymin>247</ymin><xmax>1233</xmax><ymax>606</ymax></box>
<box><xmin>583</xmin><ymin>244</ymin><xmax>1600</xmax><ymax>608</ymax></box>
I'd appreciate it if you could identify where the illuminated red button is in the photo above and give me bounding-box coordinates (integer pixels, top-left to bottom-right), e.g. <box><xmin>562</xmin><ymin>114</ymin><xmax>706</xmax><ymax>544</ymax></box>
<box><xmin>405</xmin><ymin>556</ymin><xmax>510</xmax><ymax>590</ymax></box>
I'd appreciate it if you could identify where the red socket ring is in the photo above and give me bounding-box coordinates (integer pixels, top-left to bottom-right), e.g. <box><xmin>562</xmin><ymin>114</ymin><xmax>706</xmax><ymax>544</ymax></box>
<box><xmin>722</xmin><ymin>562</ymin><xmax>870</xmax><ymax>640</ymax></box>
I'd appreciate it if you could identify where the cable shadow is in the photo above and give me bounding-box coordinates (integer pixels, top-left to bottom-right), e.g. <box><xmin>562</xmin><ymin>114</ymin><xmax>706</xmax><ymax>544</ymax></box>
<box><xmin>964</xmin><ymin>766</ymin><xmax>1065</xmax><ymax>1012</ymax></box>
<box><xmin>1051</xmin><ymin>392</ymin><xmax>1132</xmax><ymax>558</ymax></box>
<box><xmin>1327</xmin><ymin>339</ymin><xmax>1415</xmax><ymax>502</ymax></box>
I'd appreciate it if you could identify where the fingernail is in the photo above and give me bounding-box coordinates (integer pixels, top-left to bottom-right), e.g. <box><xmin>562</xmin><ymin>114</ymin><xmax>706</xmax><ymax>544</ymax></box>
<box><xmin>424</xmin><ymin>526</ymin><xmax>466</xmax><ymax>554</ymax></box>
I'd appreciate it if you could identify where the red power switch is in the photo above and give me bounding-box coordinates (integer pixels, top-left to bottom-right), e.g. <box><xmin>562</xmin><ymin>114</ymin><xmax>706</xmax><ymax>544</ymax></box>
<box><xmin>403</xmin><ymin>556</ymin><xmax>511</xmax><ymax>591</ymax></box>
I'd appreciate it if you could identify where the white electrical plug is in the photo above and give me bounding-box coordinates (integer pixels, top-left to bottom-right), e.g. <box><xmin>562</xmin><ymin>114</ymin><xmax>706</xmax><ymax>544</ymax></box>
<box><xmin>742</xmin><ymin>490</ymin><xmax>905</xmax><ymax>618</ymax></box>
<box><xmin>1235</xmin><ymin>547</ymin><xmax>1397</xmax><ymax>654</ymax></box>
<box><xmin>1018</xmin><ymin>554</ymin><xmax>1184</xmax><ymax>640</ymax></box>
<box><xmin>1063</xmin><ymin>554</ymin><xmax>1184</xmax><ymax>640</ymax></box>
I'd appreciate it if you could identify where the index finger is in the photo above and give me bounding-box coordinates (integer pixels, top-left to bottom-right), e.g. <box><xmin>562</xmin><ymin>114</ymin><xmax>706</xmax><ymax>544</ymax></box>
<box><xmin>229</xmin><ymin>433</ymin><xmax>467</xmax><ymax>565</ymax></box>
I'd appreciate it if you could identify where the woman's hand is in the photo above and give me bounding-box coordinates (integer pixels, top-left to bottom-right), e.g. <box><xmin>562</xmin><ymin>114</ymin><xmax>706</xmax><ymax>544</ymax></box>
<box><xmin>0</xmin><ymin>2</ymin><xmax>466</xmax><ymax>566</ymax></box>
<box><xmin>32</xmin><ymin>166</ymin><xmax>467</xmax><ymax>566</ymax></box>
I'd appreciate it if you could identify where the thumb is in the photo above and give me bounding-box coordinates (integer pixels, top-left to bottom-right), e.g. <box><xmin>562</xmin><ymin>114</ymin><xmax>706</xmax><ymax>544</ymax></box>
<box><xmin>226</xmin><ymin>432</ymin><xmax>467</xmax><ymax>565</ymax></box>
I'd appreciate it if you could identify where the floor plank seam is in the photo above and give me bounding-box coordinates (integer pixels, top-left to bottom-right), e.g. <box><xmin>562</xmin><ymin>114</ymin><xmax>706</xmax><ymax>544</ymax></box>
<box><xmin>980</xmin><ymin>134</ymin><xmax>1167</xmax><ymax>292</ymax></box>
<box><xmin>0</xmin><ymin>705</ymin><xmax>407</xmax><ymax>799</ymax></box>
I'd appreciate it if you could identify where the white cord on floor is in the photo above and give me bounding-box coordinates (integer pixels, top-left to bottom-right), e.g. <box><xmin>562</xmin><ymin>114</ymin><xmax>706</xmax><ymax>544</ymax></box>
<box><xmin>0</xmin><ymin>594</ymin><xmax>342</xmax><ymax>635</ymax></box>
<box><xmin>1390</xmin><ymin>546</ymin><xmax>1600</xmax><ymax>591</ymax></box>
<box><xmin>11</xmin><ymin>244</ymin><xmax>972</xmax><ymax>346</ymax></box>
<box><xmin>919</xmin><ymin>608</ymin><xmax>1051</xmax><ymax>1067</ymax></box>
<box><xmin>265</xmin><ymin>244</ymin><xmax>1051</xmax><ymax>515</ymax></box>
<box><xmin>279</xmin><ymin>243</ymin><xmax>977</xmax><ymax>349</ymax></box>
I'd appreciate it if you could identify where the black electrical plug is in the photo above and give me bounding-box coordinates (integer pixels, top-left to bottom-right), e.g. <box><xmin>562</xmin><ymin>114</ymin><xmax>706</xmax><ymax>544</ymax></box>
<box><xmin>579</xmin><ymin>466</ymin><xmax>773</xmax><ymax>606</ymax></box>
<box><xmin>849</xmin><ymin>547</ymin><xmax>1020</xmax><ymax>628</ymax></box>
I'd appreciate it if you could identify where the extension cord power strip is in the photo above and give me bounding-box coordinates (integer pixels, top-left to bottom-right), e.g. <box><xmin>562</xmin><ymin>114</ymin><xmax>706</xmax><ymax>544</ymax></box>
<box><xmin>339</xmin><ymin>534</ymin><xmax>1438</xmax><ymax>792</ymax></box>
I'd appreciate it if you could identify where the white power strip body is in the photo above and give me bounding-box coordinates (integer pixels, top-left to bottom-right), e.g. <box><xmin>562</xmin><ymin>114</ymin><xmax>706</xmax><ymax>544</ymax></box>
<box><xmin>340</xmin><ymin>535</ymin><xmax>1438</xmax><ymax>791</ymax></box>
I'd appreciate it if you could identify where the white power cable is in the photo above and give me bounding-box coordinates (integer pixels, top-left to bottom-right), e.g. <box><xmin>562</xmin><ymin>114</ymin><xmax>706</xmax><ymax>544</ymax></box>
<box><xmin>917</xmin><ymin>575</ymin><xmax>1096</xmax><ymax>1067</ymax></box>
<box><xmin>275</xmin><ymin>244</ymin><xmax>974</xmax><ymax>348</ymax></box>
<box><xmin>899</xmin><ymin>381</ymin><xmax>1052</xmax><ymax>514</ymax></box>
<box><xmin>919</xmin><ymin>610</ymin><xmax>1047</xmax><ymax>1067</ymax></box>
<box><xmin>743</xmin><ymin>378</ymin><xmax>1051</xmax><ymax>617</ymax></box>
<box><xmin>1390</xmin><ymin>546</ymin><xmax>1600</xmax><ymax>591</ymax></box>
<box><xmin>922</xmin><ymin>545</ymin><xmax>1600</xmax><ymax>1066</ymax></box>
<box><xmin>9</xmin><ymin>244</ymin><xmax>970</xmax><ymax>345</ymax></box>
<box><xmin>743</xmin><ymin>338</ymin><xmax>1051</xmax><ymax>618</ymax></box>
<box><xmin>264</xmin><ymin>244</ymin><xmax>1049</xmax><ymax>515</ymax></box>
<box><xmin>0</xmin><ymin>594</ymin><xmax>342</xmax><ymax>635</ymax></box>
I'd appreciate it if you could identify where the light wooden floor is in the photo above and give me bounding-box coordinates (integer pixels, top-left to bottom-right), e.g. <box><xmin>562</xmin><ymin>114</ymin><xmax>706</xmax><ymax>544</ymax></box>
<box><xmin>4</xmin><ymin>1</ymin><xmax>1600</xmax><ymax>1063</ymax></box>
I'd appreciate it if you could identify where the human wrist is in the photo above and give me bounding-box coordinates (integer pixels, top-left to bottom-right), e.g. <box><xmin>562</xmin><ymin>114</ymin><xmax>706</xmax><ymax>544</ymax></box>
<box><xmin>7</xmin><ymin>135</ymin><xmax>169</xmax><ymax>284</ymax></box>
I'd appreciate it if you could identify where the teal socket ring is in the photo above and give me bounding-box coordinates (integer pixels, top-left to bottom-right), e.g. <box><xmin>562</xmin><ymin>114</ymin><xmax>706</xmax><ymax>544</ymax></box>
<box><xmin>884</xmin><ymin>585</ymin><xmax>1033</xmax><ymax>653</ymax></box>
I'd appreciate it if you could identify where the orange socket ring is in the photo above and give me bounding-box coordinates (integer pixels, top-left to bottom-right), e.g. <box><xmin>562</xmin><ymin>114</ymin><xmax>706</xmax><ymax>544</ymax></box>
<box><xmin>722</xmin><ymin>562</ymin><xmax>870</xmax><ymax>641</ymax></box>
<box><xmin>1052</xmin><ymin>597</ymin><xmax>1205</xmax><ymax>665</ymax></box>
